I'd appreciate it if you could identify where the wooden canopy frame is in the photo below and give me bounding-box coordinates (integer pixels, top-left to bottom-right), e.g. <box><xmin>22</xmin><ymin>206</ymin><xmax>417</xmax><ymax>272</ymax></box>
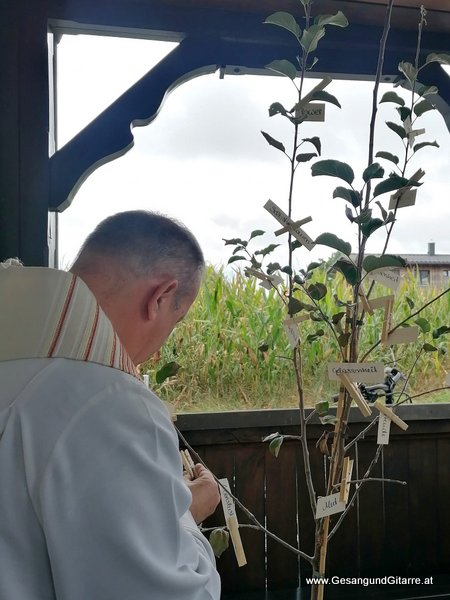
<box><xmin>0</xmin><ymin>0</ymin><xmax>449</xmax><ymax>265</ymax></box>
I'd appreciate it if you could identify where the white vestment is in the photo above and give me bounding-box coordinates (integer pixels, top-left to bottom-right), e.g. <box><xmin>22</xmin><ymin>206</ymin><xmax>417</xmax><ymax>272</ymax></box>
<box><xmin>0</xmin><ymin>265</ymin><xmax>220</xmax><ymax>600</ymax></box>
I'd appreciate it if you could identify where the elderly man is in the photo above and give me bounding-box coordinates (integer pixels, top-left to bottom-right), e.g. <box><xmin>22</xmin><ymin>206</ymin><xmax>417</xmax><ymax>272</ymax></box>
<box><xmin>0</xmin><ymin>211</ymin><xmax>221</xmax><ymax>599</ymax></box>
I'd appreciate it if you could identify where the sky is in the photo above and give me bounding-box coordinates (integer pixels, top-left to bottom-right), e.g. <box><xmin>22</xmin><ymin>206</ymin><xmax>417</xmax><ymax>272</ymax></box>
<box><xmin>57</xmin><ymin>34</ymin><xmax>450</xmax><ymax>272</ymax></box>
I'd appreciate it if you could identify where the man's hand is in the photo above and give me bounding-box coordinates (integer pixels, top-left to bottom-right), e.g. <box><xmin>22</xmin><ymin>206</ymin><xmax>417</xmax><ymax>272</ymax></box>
<box><xmin>185</xmin><ymin>464</ymin><xmax>220</xmax><ymax>524</ymax></box>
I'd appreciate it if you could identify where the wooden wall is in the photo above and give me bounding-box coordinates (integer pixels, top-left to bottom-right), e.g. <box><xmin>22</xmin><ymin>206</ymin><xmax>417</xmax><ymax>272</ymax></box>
<box><xmin>177</xmin><ymin>404</ymin><xmax>450</xmax><ymax>598</ymax></box>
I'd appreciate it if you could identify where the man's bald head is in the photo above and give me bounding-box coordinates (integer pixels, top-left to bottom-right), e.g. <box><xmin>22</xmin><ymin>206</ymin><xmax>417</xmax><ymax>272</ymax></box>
<box><xmin>71</xmin><ymin>210</ymin><xmax>204</xmax><ymax>299</ymax></box>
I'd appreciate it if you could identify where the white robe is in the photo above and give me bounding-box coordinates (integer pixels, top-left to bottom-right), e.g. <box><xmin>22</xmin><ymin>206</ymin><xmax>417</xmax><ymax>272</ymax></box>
<box><xmin>0</xmin><ymin>266</ymin><xmax>220</xmax><ymax>600</ymax></box>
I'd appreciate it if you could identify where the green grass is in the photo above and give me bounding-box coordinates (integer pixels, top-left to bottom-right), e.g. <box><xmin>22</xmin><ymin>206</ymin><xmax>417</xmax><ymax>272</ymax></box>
<box><xmin>141</xmin><ymin>267</ymin><xmax>450</xmax><ymax>412</ymax></box>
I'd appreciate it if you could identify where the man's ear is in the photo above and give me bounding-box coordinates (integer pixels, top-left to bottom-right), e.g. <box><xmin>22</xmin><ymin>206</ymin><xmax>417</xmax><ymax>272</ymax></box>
<box><xmin>145</xmin><ymin>279</ymin><xmax>179</xmax><ymax>321</ymax></box>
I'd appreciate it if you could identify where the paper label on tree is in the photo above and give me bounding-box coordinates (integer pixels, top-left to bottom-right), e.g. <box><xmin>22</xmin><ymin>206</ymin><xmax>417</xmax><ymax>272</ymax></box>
<box><xmin>264</xmin><ymin>200</ymin><xmax>315</xmax><ymax>250</ymax></box>
<box><xmin>368</xmin><ymin>269</ymin><xmax>401</xmax><ymax>291</ymax></box>
<box><xmin>219</xmin><ymin>478</ymin><xmax>236</xmax><ymax>519</ymax></box>
<box><xmin>389</xmin><ymin>189</ymin><xmax>417</xmax><ymax>210</ymax></box>
<box><xmin>377</xmin><ymin>413</ymin><xmax>392</xmax><ymax>444</ymax></box>
<box><xmin>369</xmin><ymin>269</ymin><xmax>401</xmax><ymax>291</ymax></box>
<box><xmin>290</xmin><ymin>225</ymin><xmax>315</xmax><ymax>250</ymax></box>
<box><xmin>386</xmin><ymin>325</ymin><xmax>419</xmax><ymax>346</ymax></box>
<box><xmin>283</xmin><ymin>318</ymin><xmax>300</xmax><ymax>348</ymax></box>
<box><xmin>328</xmin><ymin>362</ymin><xmax>384</xmax><ymax>383</ymax></box>
<box><xmin>315</xmin><ymin>492</ymin><xmax>346</xmax><ymax>518</ymax></box>
<box><xmin>300</xmin><ymin>103</ymin><xmax>326</xmax><ymax>122</ymax></box>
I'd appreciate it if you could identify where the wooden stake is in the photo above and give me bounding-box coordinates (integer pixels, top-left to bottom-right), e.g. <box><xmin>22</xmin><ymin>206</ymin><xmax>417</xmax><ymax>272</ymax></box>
<box><xmin>374</xmin><ymin>400</ymin><xmax>408</xmax><ymax>431</ymax></box>
<box><xmin>339</xmin><ymin>373</ymin><xmax>372</xmax><ymax>417</ymax></box>
<box><xmin>339</xmin><ymin>457</ymin><xmax>354</xmax><ymax>503</ymax></box>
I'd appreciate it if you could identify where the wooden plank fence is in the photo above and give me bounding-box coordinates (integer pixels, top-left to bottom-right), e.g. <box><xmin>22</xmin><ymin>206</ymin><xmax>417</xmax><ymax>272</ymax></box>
<box><xmin>177</xmin><ymin>404</ymin><xmax>450</xmax><ymax>598</ymax></box>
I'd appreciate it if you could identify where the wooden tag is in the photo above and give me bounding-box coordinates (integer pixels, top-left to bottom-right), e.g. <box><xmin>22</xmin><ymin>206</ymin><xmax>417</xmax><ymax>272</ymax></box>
<box><xmin>381</xmin><ymin>296</ymin><xmax>394</xmax><ymax>345</ymax></box>
<box><xmin>316</xmin><ymin>492</ymin><xmax>346</xmax><ymax>518</ymax></box>
<box><xmin>283</xmin><ymin>317</ymin><xmax>300</xmax><ymax>348</ymax></box>
<box><xmin>299</xmin><ymin>103</ymin><xmax>326</xmax><ymax>122</ymax></box>
<box><xmin>359</xmin><ymin>289</ymin><xmax>374</xmax><ymax>315</ymax></box>
<box><xmin>219</xmin><ymin>478</ymin><xmax>247</xmax><ymax>567</ymax></box>
<box><xmin>386</xmin><ymin>325</ymin><xmax>419</xmax><ymax>346</ymax></box>
<box><xmin>377</xmin><ymin>413</ymin><xmax>391</xmax><ymax>445</ymax></box>
<box><xmin>275</xmin><ymin>216</ymin><xmax>312</xmax><ymax>236</ymax></box>
<box><xmin>264</xmin><ymin>200</ymin><xmax>315</xmax><ymax>251</ymax></box>
<box><xmin>328</xmin><ymin>362</ymin><xmax>384</xmax><ymax>383</ymax></box>
<box><xmin>339</xmin><ymin>373</ymin><xmax>372</xmax><ymax>417</ymax></box>
<box><xmin>374</xmin><ymin>400</ymin><xmax>408</xmax><ymax>431</ymax></box>
<box><xmin>389</xmin><ymin>188</ymin><xmax>417</xmax><ymax>210</ymax></box>
<box><xmin>339</xmin><ymin>457</ymin><xmax>354</xmax><ymax>503</ymax></box>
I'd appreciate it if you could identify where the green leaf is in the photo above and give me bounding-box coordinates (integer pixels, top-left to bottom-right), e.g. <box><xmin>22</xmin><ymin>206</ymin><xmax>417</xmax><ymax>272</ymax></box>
<box><xmin>361</xmin><ymin>218</ymin><xmax>384</xmax><ymax>238</ymax></box>
<box><xmin>307</xmin><ymin>261</ymin><xmax>322</xmax><ymax>273</ymax></box>
<box><xmin>232</xmin><ymin>246</ymin><xmax>245</xmax><ymax>255</ymax></box>
<box><xmin>315</xmin><ymin>232</ymin><xmax>351</xmax><ymax>256</ymax></box>
<box><xmin>320</xmin><ymin>414</ymin><xmax>338</xmax><ymax>425</ymax></box>
<box><xmin>255</xmin><ymin>244</ymin><xmax>280</xmax><ymax>257</ymax></box>
<box><xmin>416</xmin><ymin>84</ymin><xmax>439</xmax><ymax>97</ymax></box>
<box><xmin>266</xmin><ymin>59</ymin><xmax>298</xmax><ymax>80</ymax></box>
<box><xmin>432</xmin><ymin>326</ymin><xmax>450</xmax><ymax>339</ymax></box>
<box><xmin>354</xmin><ymin>208</ymin><xmax>372</xmax><ymax>225</ymax></box>
<box><xmin>263</xmin><ymin>432</ymin><xmax>280</xmax><ymax>442</ymax></box>
<box><xmin>373</xmin><ymin>175</ymin><xmax>410</xmax><ymax>198</ymax></box>
<box><xmin>397</xmin><ymin>106</ymin><xmax>411</xmax><ymax>122</ymax></box>
<box><xmin>250</xmin><ymin>229</ymin><xmax>265</xmax><ymax>240</ymax></box>
<box><xmin>345</xmin><ymin>205</ymin><xmax>355</xmax><ymax>222</ymax></box>
<box><xmin>269</xmin><ymin>102</ymin><xmax>288</xmax><ymax>117</ymax></box>
<box><xmin>311</xmin><ymin>159</ymin><xmax>354</xmax><ymax>185</ymax></box>
<box><xmin>209</xmin><ymin>529</ymin><xmax>229</xmax><ymax>558</ymax></box>
<box><xmin>413</xmin><ymin>99</ymin><xmax>434</xmax><ymax>117</ymax></box>
<box><xmin>258</xmin><ymin>343</ymin><xmax>269</xmax><ymax>352</ymax></box>
<box><xmin>314</xmin><ymin>11</ymin><xmax>348</xmax><ymax>28</ymax></box>
<box><xmin>300</xmin><ymin>24</ymin><xmax>325</xmax><ymax>54</ymax></box>
<box><xmin>269</xmin><ymin>436</ymin><xmax>284</xmax><ymax>458</ymax></box>
<box><xmin>375</xmin><ymin>151</ymin><xmax>400</xmax><ymax>166</ymax></box>
<box><xmin>288</xmin><ymin>297</ymin><xmax>303</xmax><ymax>315</ymax></box>
<box><xmin>266</xmin><ymin>262</ymin><xmax>281</xmax><ymax>274</ymax></box>
<box><xmin>415</xmin><ymin>318</ymin><xmax>431</xmax><ymax>333</ymax></box>
<box><xmin>363</xmin><ymin>254</ymin><xmax>406</xmax><ymax>272</ymax></box>
<box><xmin>309</xmin><ymin>90</ymin><xmax>341</xmax><ymax>108</ymax></box>
<box><xmin>332</xmin><ymin>311</ymin><xmax>346</xmax><ymax>325</ymax></box>
<box><xmin>386</xmin><ymin>121</ymin><xmax>407</xmax><ymax>139</ymax></box>
<box><xmin>405</xmin><ymin>296</ymin><xmax>415</xmax><ymax>310</ymax></box>
<box><xmin>425</xmin><ymin>52</ymin><xmax>450</xmax><ymax>66</ymax></box>
<box><xmin>281</xmin><ymin>265</ymin><xmax>293</xmax><ymax>275</ymax></box>
<box><xmin>332</xmin><ymin>259</ymin><xmax>358</xmax><ymax>285</ymax></box>
<box><xmin>261</xmin><ymin>131</ymin><xmax>286</xmax><ymax>153</ymax></box>
<box><xmin>307</xmin><ymin>282</ymin><xmax>327</xmax><ymax>301</ymax></box>
<box><xmin>315</xmin><ymin>400</ymin><xmax>330</xmax><ymax>416</ymax></box>
<box><xmin>423</xmin><ymin>343</ymin><xmax>438</xmax><ymax>353</ymax></box>
<box><xmin>398</xmin><ymin>61</ymin><xmax>418</xmax><ymax>83</ymax></box>
<box><xmin>375</xmin><ymin>200</ymin><xmax>387</xmax><ymax>221</ymax></box>
<box><xmin>264</xmin><ymin>11</ymin><xmax>301</xmax><ymax>40</ymax></box>
<box><xmin>333</xmin><ymin>186</ymin><xmax>362</xmax><ymax>207</ymax></box>
<box><xmin>228</xmin><ymin>255</ymin><xmax>247</xmax><ymax>264</ymax></box>
<box><xmin>363</xmin><ymin>162</ymin><xmax>384</xmax><ymax>182</ymax></box>
<box><xmin>223</xmin><ymin>237</ymin><xmax>247</xmax><ymax>246</ymax></box>
<box><xmin>296</xmin><ymin>152</ymin><xmax>317</xmax><ymax>163</ymax></box>
<box><xmin>380</xmin><ymin>91</ymin><xmax>405</xmax><ymax>106</ymax></box>
<box><xmin>156</xmin><ymin>361</ymin><xmax>180</xmax><ymax>384</ymax></box>
<box><xmin>306</xmin><ymin>329</ymin><xmax>325</xmax><ymax>343</ymax></box>
<box><xmin>413</xmin><ymin>140</ymin><xmax>440</xmax><ymax>153</ymax></box>
<box><xmin>338</xmin><ymin>332</ymin><xmax>351</xmax><ymax>347</ymax></box>
<box><xmin>302</xmin><ymin>136</ymin><xmax>321</xmax><ymax>156</ymax></box>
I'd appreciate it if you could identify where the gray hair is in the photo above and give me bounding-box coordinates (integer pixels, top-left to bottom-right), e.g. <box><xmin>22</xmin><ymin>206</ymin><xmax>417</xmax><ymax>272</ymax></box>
<box><xmin>71</xmin><ymin>211</ymin><xmax>204</xmax><ymax>294</ymax></box>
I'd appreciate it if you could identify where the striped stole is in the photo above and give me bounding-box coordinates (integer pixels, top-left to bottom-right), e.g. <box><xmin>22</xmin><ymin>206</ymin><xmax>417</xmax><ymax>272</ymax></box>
<box><xmin>0</xmin><ymin>266</ymin><xmax>140</xmax><ymax>380</ymax></box>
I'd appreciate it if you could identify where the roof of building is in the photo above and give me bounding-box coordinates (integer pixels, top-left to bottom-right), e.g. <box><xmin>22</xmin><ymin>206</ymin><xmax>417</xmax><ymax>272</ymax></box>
<box><xmin>350</xmin><ymin>253</ymin><xmax>450</xmax><ymax>266</ymax></box>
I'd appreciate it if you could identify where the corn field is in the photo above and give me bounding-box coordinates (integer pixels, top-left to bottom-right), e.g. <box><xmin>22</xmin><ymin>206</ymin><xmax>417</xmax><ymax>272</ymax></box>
<box><xmin>142</xmin><ymin>266</ymin><xmax>450</xmax><ymax>412</ymax></box>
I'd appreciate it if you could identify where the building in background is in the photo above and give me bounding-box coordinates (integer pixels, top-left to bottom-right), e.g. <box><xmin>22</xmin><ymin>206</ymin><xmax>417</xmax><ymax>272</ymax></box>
<box><xmin>402</xmin><ymin>243</ymin><xmax>450</xmax><ymax>287</ymax></box>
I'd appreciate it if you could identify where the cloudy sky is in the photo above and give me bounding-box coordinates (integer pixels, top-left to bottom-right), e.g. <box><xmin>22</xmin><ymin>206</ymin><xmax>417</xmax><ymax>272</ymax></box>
<box><xmin>57</xmin><ymin>34</ymin><xmax>450</xmax><ymax>271</ymax></box>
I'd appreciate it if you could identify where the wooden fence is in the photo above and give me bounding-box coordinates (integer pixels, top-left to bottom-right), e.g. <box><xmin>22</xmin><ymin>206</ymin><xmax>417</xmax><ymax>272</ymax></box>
<box><xmin>177</xmin><ymin>403</ymin><xmax>450</xmax><ymax>598</ymax></box>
